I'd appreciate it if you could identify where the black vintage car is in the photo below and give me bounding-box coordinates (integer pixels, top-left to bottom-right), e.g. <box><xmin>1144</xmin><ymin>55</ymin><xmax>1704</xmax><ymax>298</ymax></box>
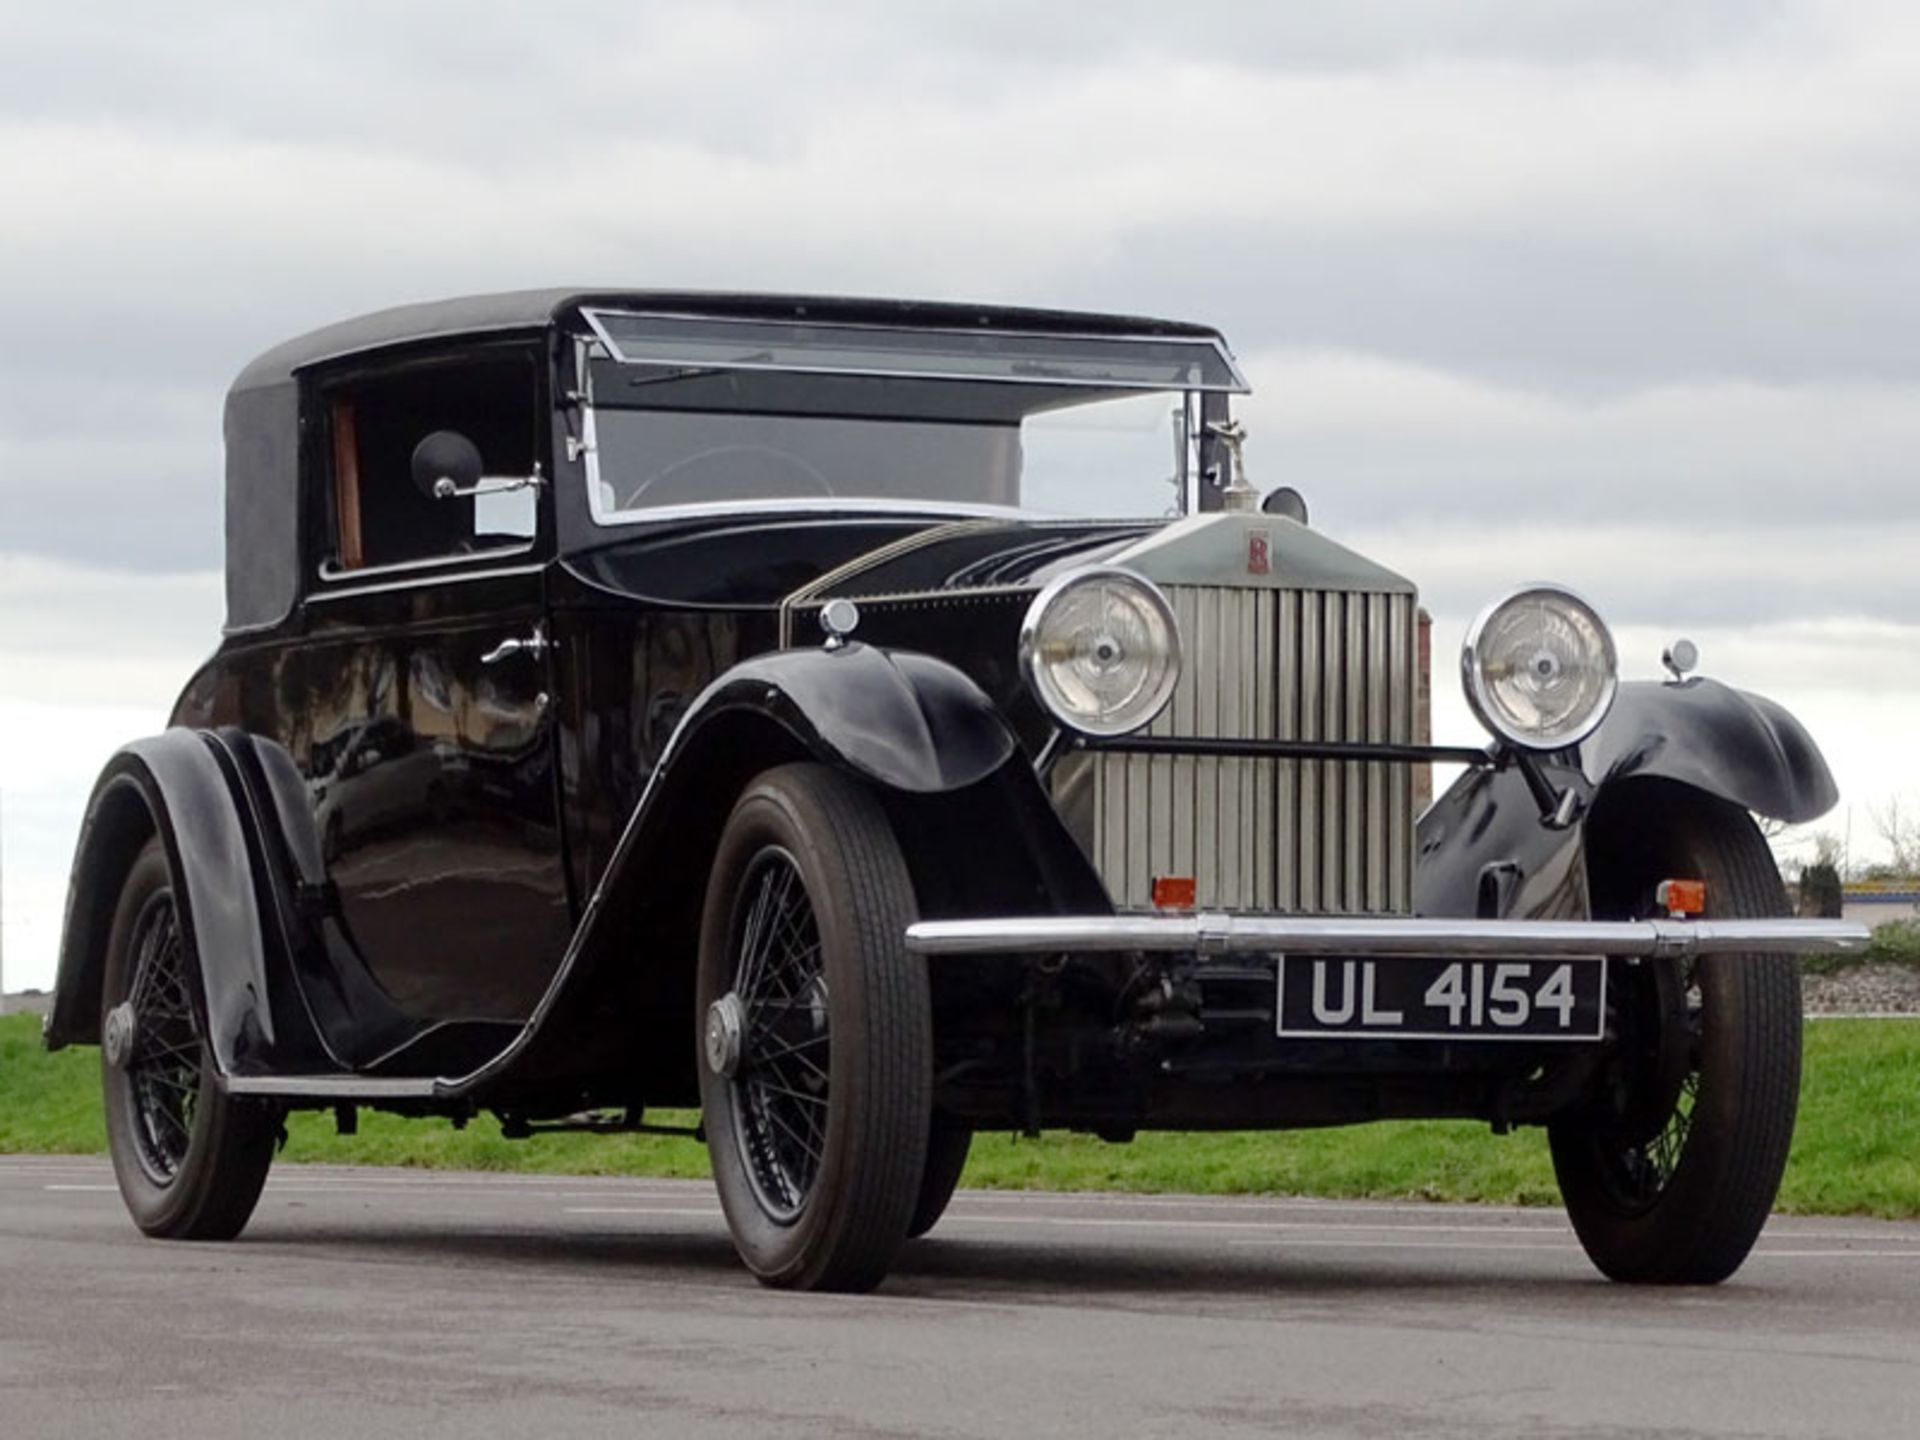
<box><xmin>49</xmin><ymin>290</ymin><xmax>1862</xmax><ymax>1291</ymax></box>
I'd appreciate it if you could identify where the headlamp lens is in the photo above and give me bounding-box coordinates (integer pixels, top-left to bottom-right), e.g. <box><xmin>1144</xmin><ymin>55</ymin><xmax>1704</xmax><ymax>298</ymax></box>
<box><xmin>1464</xmin><ymin>586</ymin><xmax>1617</xmax><ymax>749</ymax></box>
<box><xmin>1021</xmin><ymin>569</ymin><xmax>1181</xmax><ymax>737</ymax></box>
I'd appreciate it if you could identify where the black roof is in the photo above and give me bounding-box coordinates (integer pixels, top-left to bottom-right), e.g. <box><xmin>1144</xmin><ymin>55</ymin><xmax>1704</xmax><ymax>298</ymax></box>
<box><xmin>228</xmin><ymin>288</ymin><xmax>1228</xmax><ymax>396</ymax></box>
<box><xmin>219</xmin><ymin>289</ymin><xmax>1233</xmax><ymax>636</ymax></box>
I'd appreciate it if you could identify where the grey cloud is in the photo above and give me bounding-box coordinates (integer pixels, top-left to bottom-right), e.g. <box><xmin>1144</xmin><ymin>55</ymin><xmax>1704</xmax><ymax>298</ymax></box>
<box><xmin>1069</xmin><ymin>217</ymin><xmax>1920</xmax><ymax>397</ymax></box>
<box><xmin>1</xmin><ymin>376</ymin><xmax>223</xmax><ymax>570</ymax></box>
<box><xmin>3</xmin><ymin>2</ymin><xmax>1790</xmax><ymax>151</ymax></box>
<box><xmin>1347</xmin><ymin>520</ymin><xmax>1920</xmax><ymax>631</ymax></box>
<box><xmin>3</xmin><ymin>0</ymin><xmax>1917</xmax><ymax>612</ymax></box>
<box><xmin>1228</xmin><ymin>358</ymin><xmax>1920</xmax><ymax>537</ymax></box>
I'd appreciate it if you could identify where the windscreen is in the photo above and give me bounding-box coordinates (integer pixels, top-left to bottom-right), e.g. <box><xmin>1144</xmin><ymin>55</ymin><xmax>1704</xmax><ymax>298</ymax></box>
<box><xmin>586</xmin><ymin>366</ymin><xmax>1196</xmax><ymax>522</ymax></box>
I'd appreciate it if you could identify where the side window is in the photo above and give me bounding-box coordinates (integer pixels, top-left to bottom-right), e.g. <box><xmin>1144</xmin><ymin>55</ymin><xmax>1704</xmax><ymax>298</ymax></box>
<box><xmin>325</xmin><ymin>354</ymin><xmax>541</xmax><ymax>572</ymax></box>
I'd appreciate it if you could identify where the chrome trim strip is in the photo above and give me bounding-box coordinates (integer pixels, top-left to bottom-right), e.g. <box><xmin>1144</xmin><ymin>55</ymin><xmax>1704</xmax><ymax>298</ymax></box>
<box><xmin>305</xmin><ymin>562</ymin><xmax>548</xmax><ymax>604</ymax></box>
<box><xmin>1388</xmin><ymin>595</ymin><xmax>1412</xmax><ymax>906</ymax></box>
<box><xmin>1252</xmin><ymin>586</ymin><xmax>1276</xmax><ymax>909</ymax></box>
<box><xmin>316</xmin><ymin>543</ymin><xmax>537</xmax><ymax>585</ymax></box>
<box><xmin>582</xmin><ymin>355</ymin><xmax>1236</xmax><ymax>393</ymax></box>
<box><xmin>905</xmin><ymin>914</ymin><xmax>1870</xmax><ymax>959</ymax></box>
<box><xmin>777</xmin><ymin>519</ymin><xmax>1004</xmax><ymax>647</ymax></box>
<box><xmin>587</xmin><ymin>491</ymin><xmax>1037</xmax><ymax>532</ymax></box>
<box><xmin>225</xmin><ymin>1076</ymin><xmax>441</xmax><ymax>1099</ymax></box>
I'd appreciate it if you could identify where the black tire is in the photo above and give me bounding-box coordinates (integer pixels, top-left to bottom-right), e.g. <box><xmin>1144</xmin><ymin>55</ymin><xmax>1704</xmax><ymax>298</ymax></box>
<box><xmin>696</xmin><ymin>764</ymin><xmax>931</xmax><ymax>1291</ymax></box>
<box><xmin>101</xmin><ymin>837</ymin><xmax>279</xmax><ymax>1240</ymax></box>
<box><xmin>907</xmin><ymin>1115</ymin><xmax>973</xmax><ymax>1240</ymax></box>
<box><xmin>1549</xmin><ymin>792</ymin><xmax>1801</xmax><ymax>1284</ymax></box>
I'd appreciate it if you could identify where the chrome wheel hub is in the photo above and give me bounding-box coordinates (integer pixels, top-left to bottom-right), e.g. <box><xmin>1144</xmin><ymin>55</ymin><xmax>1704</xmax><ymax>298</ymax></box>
<box><xmin>705</xmin><ymin>991</ymin><xmax>746</xmax><ymax>1079</ymax></box>
<box><xmin>103</xmin><ymin>1002</ymin><xmax>137</xmax><ymax>1072</ymax></box>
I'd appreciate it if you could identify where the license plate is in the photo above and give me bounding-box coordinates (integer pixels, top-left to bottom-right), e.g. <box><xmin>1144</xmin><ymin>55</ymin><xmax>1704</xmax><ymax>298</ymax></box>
<box><xmin>1276</xmin><ymin>956</ymin><xmax>1607</xmax><ymax>1041</ymax></box>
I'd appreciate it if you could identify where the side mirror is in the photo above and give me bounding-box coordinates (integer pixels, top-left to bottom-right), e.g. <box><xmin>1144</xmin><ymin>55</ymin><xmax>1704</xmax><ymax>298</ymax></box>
<box><xmin>412</xmin><ymin>431</ymin><xmax>485</xmax><ymax>499</ymax></box>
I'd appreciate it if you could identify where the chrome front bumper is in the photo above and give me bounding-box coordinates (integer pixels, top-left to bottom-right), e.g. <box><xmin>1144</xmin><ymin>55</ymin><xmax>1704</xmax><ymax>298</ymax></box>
<box><xmin>905</xmin><ymin>914</ymin><xmax>1869</xmax><ymax>961</ymax></box>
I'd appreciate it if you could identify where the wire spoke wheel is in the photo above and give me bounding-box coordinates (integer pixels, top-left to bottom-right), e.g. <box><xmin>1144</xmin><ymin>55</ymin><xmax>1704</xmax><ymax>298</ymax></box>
<box><xmin>1589</xmin><ymin>955</ymin><xmax>1704</xmax><ymax>1214</ymax></box>
<box><xmin>101</xmin><ymin>835</ymin><xmax>279</xmax><ymax>1241</ymax></box>
<box><xmin>120</xmin><ymin>891</ymin><xmax>204</xmax><ymax>1186</ymax></box>
<box><xmin>1549</xmin><ymin>786</ymin><xmax>1802</xmax><ymax>1284</ymax></box>
<box><xmin>727</xmin><ymin>847</ymin><xmax>832</xmax><ymax>1223</ymax></box>
<box><xmin>697</xmin><ymin>764</ymin><xmax>932</xmax><ymax>1292</ymax></box>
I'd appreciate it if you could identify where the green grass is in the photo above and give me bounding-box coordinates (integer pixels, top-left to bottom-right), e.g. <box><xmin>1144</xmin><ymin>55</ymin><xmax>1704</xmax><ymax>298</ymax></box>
<box><xmin>0</xmin><ymin>1012</ymin><xmax>107</xmax><ymax>1155</ymax></box>
<box><xmin>1867</xmin><ymin>919</ymin><xmax>1920</xmax><ymax>967</ymax></box>
<box><xmin>5</xmin><ymin>1012</ymin><xmax>1916</xmax><ymax>1217</ymax></box>
<box><xmin>1777</xmin><ymin>1019</ymin><xmax>1920</xmax><ymax>1217</ymax></box>
<box><xmin>1801</xmin><ymin>917</ymin><xmax>1920</xmax><ymax>975</ymax></box>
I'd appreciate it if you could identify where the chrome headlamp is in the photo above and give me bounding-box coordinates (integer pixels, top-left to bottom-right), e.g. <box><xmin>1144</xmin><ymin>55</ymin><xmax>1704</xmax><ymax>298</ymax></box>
<box><xmin>1462</xmin><ymin>584</ymin><xmax>1618</xmax><ymax>750</ymax></box>
<box><xmin>1020</xmin><ymin>567</ymin><xmax>1181</xmax><ymax>737</ymax></box>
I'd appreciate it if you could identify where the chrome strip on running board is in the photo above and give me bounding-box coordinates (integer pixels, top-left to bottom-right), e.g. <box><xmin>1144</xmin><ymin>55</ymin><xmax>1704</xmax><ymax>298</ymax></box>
<box><xmin>223</xmin><ymin>1075</ymin><xmax>442</xmax><ymax>1100</ymax></box>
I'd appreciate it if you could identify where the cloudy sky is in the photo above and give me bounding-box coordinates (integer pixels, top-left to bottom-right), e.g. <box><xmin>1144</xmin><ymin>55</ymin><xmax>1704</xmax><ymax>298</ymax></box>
<box><xmin>4</xmin><ymin>1</ymin><xmax>1919</xmax><ymax>991</ymax></box>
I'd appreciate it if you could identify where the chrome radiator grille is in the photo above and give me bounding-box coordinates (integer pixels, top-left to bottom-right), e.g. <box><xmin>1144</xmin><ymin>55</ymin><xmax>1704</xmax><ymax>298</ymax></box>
<box><xmin>1062</xmin><ymin>585</ymin><xmax>1419</xmax><ymax>915</ymax></box>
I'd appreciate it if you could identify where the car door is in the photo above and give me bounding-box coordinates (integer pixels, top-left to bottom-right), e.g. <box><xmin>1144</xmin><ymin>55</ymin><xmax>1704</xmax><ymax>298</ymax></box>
<box><xmin>294</xmin><ymin>345</ymin><xmax>573</xmax><ymax>1023</ymax></box>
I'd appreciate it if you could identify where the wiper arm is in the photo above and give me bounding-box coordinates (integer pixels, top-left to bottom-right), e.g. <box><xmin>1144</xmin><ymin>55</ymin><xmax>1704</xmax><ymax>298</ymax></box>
<box><xmin>620</xmin><ymin>365</ymin><xmax>725</xmax><ymax>390</ymax></box>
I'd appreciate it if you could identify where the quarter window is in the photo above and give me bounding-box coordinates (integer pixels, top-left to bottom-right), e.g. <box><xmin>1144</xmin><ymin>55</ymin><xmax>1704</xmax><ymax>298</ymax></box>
<box><xmin>323</xmin><ymin>354</ymin><xmax>541</xmax><ymax>572</ymax></box>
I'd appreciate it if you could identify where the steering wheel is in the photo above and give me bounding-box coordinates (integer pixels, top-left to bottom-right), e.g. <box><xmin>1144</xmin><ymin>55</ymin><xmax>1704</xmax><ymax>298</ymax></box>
<box><xmin>620</xmin><ymin>444</ymin><xmax>834</xmax><ymax>508</ymax></box>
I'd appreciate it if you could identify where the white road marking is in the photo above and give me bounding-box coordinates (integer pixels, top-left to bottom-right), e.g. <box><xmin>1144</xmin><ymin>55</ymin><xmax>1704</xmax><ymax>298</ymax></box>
<box><xmin>1224</xmin><ymin>1239</ymin><xmax>1920</xmax><ymax>1260</ymax></box>
<box><xmin>557</xmin><ymin>1207</ymin><xmax>1570</xmax><ymax>1239</ymax></box>
<box><xmin>565</xmin><ymin>1206</ymin><xmax>724</xmax><ymax>1218</ymax></box>
<box><xmin>941</xmin><ymin>1213</ymin><xmax>1571</xmax><ymax>1235</ymax></box>
<box><xmin>1226</xmin><ymin>1237</ymin><xmax>1577</xmax><ymax>1253</ymax></box>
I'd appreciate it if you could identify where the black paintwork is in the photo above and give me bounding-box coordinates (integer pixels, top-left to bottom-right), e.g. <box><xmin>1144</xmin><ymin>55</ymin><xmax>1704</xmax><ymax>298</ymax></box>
<box><xmin>1585</xmin><ymin>677</ymin><xmax>1839</xmax><ymax>824</ymax></box>
<box><xmin>1413</xmin><ymin>675</ymin><xmax>1839</xmax><ymax>930</ymax></box>
<box><xmin>51</xmin><ymin>731</ymin><xmax>329</xmax><ymax>1074</ymax></box>
<box><xmin>50</xmin><ymin>290</ymin><xmax>1845</xmax><ymax>1139</ymax></box>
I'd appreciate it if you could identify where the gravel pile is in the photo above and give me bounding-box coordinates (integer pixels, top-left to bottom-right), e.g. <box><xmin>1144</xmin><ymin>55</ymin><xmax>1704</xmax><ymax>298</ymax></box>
<box><xmin>1801</xmin><ymin>963</ymin><xmax>1920</xmax><ymax>1016</ymax></box>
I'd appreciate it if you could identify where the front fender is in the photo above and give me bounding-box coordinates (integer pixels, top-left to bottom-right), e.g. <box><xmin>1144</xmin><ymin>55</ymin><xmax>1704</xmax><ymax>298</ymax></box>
<box><xmin>685</xmin><ymin>641</ymin><xmax>1021</xmax><ymax>793</ymax></box>
<box><xmin>435</xmin><ymin>643</ymin><xmax>1086</xmax><ymax>1104</ymax></box>
<box><xmin>1416</xmin><ymin>677</ymin><xmax>1837</xmax><ymax>922</ymax></box>
<box><xmin>46</xmin><ymin>730</ymin><xmax>276</xmax><ymax>1072</ymax></box>
<box><xmin>1582</xmin><ymin>678</ymin><xmax>1838</xmax><ymax>825</ymax></box>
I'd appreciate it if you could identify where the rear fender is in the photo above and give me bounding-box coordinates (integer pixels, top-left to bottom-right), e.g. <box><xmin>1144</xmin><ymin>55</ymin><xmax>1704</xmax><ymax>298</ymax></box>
<box><xmin>46</xmin><ymin>729</ymin><xmax>331</xmax><ymax>1075</ymax></box>
<box><xmin>47</xmin><ymin>731</ymin><xmax>275</xmax><ymax>1068</ymax></box>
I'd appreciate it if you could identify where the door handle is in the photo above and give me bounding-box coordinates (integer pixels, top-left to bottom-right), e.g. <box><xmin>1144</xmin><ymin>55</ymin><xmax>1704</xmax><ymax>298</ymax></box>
<box><xmin>481</xmin><ymin>622</ymin><xmax>551</xmax><ymax>666</ymax></box>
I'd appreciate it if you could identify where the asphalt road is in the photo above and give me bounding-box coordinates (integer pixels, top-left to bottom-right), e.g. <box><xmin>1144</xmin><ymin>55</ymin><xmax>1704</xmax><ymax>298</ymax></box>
<box><xmin>2</xmin><ymin>1157</ymin><xmax>1916</xmax><ymax>1439</ymax></box>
